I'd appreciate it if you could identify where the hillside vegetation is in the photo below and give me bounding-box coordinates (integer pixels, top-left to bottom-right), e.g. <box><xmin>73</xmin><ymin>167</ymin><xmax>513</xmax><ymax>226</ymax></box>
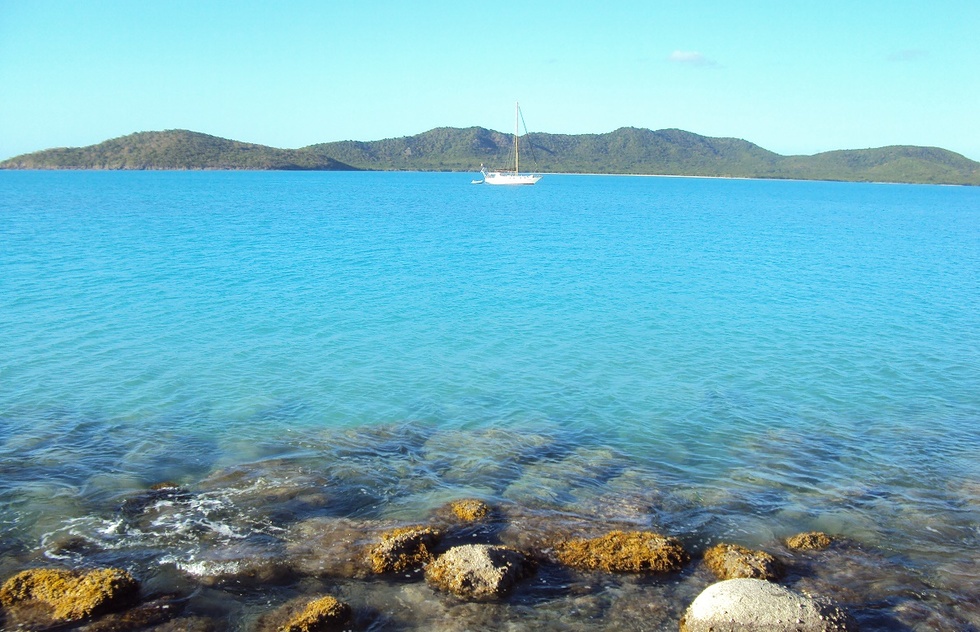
<box><xmin>4</xmin><ymin>128</ymin><xmax>979</xmax><ymax>185</ymax></box>
<box><xmin>0</xmin><ymin>131</ymin><xmax>353</xmax><ymax>171</ymax></box>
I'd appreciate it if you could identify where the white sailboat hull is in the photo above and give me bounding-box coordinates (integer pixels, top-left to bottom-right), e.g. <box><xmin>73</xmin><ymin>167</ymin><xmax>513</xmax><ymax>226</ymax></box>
<box><xmin>482</xmin><ymin>171</ymin><xmax>542</xmax><ymax>185</ymax></box>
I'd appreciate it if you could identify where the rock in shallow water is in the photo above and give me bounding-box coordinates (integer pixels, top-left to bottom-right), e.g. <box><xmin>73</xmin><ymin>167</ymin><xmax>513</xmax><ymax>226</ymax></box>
<box><xmin>680</xmin><ymin>578</ymin><xmax>856</xmax><ymax>632</ymax></box>
<box><xmin>254</xmin><ymin>595</ymin><xmax>352</xmax><ymax>632</ymax></box>
<box><xmin>369</xmin><ymin>525</ymin><xmax>443</xmax><ymax>574</ymax></box>
<box><xmin>425</xmin><ymin>544</ymin><xmax>533</xmax><ymax>600</ymax></box>
<box><xmin>0</xmin><ymin>567</ymin><xmax>140</xmax><ymax>623</ymax></box>
<box><xmin>787</xmin><ymin>531</ymin><xmax>835</xmax><ymax>551</ymax></box>
<box><xmin>446</xmin><ymin>498</ymin><xmax>492</xmax><ymax>522</ymax></box>
<box><xmin>703</xmin><ymin>542</ymin><xmax>784</xmax><ymax>581</ymax></box>
<box><xmin>555</xmin><ymin>530</ymin><xmax>689</xmax><ymax>573</ymax></box>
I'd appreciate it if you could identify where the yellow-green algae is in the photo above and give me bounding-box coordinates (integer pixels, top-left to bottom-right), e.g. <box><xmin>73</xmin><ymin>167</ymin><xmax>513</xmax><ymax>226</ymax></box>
<box><xmin>554</xmin><ymin>530</ymin><xmax>689</xmax><ymax>573</ymax></box>
<box><xmin>367</xmin><ymin>525</ymin><xmax>443</xmax><ymax>574</ymax></box>
<box><xmin>278</xmin><ymin>595</ymin><xmax>352</xmax><ymax>632</ymax></box>
<box><xmin>703</xmin><ymin>543</ymin><xmax>784</xmax><ymax>580</ymax></box>
<box><xmin>787</xmin><ymin>531</ymin><xmax>834</xmax><ymax>550</ymax></box>
<box><xmin>448</xmin><ymin>498</ymin><xmax>492</xmax><ymax>522</ymax></box>
<box><xmin>0</xmin><ymin>567</ymin><xmax>139</xmax><ymax>621</ymax></box>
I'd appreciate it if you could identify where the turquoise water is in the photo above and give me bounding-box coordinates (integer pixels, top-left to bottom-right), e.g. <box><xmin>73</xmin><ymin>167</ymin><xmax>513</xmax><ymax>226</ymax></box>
<box><xmin>1</xmin><ymin>171</ymin><xmax>978</xmax><ymax>629</ymax></box>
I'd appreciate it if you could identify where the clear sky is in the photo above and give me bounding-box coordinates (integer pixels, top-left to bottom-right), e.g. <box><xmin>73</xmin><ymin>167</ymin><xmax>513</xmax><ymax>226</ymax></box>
<box><xmin>2</xmin><ymin>0</ymin><xmax>978</xmax><ymax>161</ymax></box>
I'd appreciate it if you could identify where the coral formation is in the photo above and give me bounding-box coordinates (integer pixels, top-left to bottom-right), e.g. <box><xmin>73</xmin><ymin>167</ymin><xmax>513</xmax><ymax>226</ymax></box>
<box><xmin>554</xmin><ymin>530</ymin><xmax>689</xmax><ymax>573</ymax></box>
<box><xmin>448</xmin><ymin>498</ymin><xmax>492</xmax><ymax>522</ymax></box>
<box><xmin>787</xmin><ymin>531</ymin><xmax>835</xmax><ymax>550</ymax></box>
<box><xmin>368</xmin><ymin>525</ymin><xmax>443</xmax><ymax>574</ymax></box>
<box><xmin>0</xmin><ymin>567</ymin><xmax>139</xmax><ymax>622</ymax></box>
<box><xmin>278</xmin><ymin>595</ymin><xmax>352</xmax><ymax>632</ymax></box>
<box><xmin>425</xmin><ymin>544</ymin><xmax>532</xmax><ymax>600</ymax></box>
<box><xmin>703</xmin><ymin>542</ymin><xmax>784</xmax><ymax>580</ymax></box>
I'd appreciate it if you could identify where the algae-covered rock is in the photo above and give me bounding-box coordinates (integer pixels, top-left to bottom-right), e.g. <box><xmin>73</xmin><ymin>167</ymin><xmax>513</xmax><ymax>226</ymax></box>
<box><xmin>555</xmin><ymin>530</ymin><xmax>689</xmax><ymax>573</ymax></box>
<box><xmin>447</xmin><ymin>498</ymin><xmax>492</xmax><ymax>522</ymax></box>
<box><xmin>254</xmin><ymin>595</ymin><xmax>352</xmax><ymax>632</ymax></box>
<box><xmin>425</xmin><ymin>544</ymin><xmax>532</xmax><ymax>600</ymax></box>
<box><xmin>368</xmin><ymin>525</ymin><xmax>443</xmax><ymax>574</ymax></box>
<box><xmin>279</xmin><ymin>595</ymin><xmax>352</xmax><ymax>632</ymax></box>
<box><xmin>680</xmin><ymin>578</ymin><xmax>856</xmax><ymax>631</ymax></box>
<box><xmin>0</xmin><ymin>567</ymin><xmax>139</xmax><ymax>622</ymax></box>
<box><xmin>787</xmin><ymin>531</ymin><xmax>835</xmax><ymax>550</ymax></box>
<box><xmin>703</xmin><ymin>542</ymin><xmax>784</xmax><ymax>581</ymax></box>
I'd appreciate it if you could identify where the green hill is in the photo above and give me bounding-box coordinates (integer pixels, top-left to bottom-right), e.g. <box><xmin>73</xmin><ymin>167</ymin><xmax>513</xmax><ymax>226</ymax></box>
<box><xmin>3</xmin><ymin>127</ymin><xmax>979</xmax><ymax>185</ymax></box>
<box><xmin>303</xmin><ymin>126</ymin><xmax>785</xmax><ymax>176</ymax></box>
<box><xmin>0</xmin><ymin>130</ymin><xmax>355</xmax><ymax>171</ymax></box>
<box><xmin>778</xmin><ymin>145</ymin><xmax>980</xmax><ymax>184</ymax></box>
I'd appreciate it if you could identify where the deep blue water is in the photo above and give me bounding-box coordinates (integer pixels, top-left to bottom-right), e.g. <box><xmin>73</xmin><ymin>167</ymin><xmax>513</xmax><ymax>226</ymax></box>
<box><xmin>1</xmin><ymin>171</ymin><xmax>978</xmax><ymax>629</ymax></box>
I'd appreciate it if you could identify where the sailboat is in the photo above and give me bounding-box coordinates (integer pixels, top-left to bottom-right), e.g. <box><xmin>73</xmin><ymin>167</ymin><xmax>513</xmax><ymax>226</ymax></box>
<box><xmin>479</xmin><ymin>102</ymin><xmax>542</xmax><ymax>185</ymax></box>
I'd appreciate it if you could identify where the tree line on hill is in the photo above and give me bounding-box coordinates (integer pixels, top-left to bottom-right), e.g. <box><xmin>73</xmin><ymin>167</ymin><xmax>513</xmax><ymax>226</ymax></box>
<box><xmin>2</xmin><ymin>127</ymin><xmax>978</xmax><ymax>185</ymax></box>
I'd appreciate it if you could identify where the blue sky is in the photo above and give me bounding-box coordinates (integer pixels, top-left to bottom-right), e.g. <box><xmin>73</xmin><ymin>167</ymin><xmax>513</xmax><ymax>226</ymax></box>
<box><xmin>2</xmin><ymin>0</ymin><xmax>978</xmax><ymax>160</ymax></box>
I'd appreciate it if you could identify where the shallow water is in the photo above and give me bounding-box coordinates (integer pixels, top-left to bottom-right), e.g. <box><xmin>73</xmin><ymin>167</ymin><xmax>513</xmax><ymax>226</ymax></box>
<box><xmin>0</xmin><ymin>171</ymin><xmax>978</xmax><ymax>629</ymax></box>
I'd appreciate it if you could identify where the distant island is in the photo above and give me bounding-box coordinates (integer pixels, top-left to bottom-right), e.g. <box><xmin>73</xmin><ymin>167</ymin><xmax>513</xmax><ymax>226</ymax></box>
<box><xmin>2</xmin><ymin>127</ymin><xmax>979</xmax><ymax>186</ymax></box>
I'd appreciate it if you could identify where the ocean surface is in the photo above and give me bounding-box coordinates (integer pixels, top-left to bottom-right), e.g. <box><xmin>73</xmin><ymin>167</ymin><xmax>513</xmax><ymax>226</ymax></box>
<box><xmin>0</xmin><ymin>171</ymin><xmax>977</xmax><ymax>630</ymax></box>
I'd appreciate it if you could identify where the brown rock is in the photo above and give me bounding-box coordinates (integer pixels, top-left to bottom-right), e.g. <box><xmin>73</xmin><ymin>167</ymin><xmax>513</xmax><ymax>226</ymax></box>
<box><xmin>787</xmin><ymin>531</ymin><xmax>835</xmax><ymax>550</ymax></box>
<box><xmin>703</xmin><ymin>543</ymin><xmax>784</xmax><ymax>580</ymax></box>
<box><xmin>425</xmin><ymin>544</ymin><xmax>532</xmax><ymax>600</ymax></box>
<box><xmin>0</xmin><ymin>567</ymin><xmax>140</xmax><ymax>622</ymax></box>
<box><xmin>368</xmin><ymin>525</ymin><xmax>442</xmax><ymax>574</ymax></box>
<box><xmin>555</xmin><ymin>530</ymin><xmax>689</xmax><ymax>573</ymax></box>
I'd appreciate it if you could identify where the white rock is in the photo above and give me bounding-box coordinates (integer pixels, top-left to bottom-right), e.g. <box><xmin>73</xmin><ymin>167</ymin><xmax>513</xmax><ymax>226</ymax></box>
<box><xmin>681</xmin><ymin>578</ymin><xmax>855</xmax><ymax>631</ymax></box>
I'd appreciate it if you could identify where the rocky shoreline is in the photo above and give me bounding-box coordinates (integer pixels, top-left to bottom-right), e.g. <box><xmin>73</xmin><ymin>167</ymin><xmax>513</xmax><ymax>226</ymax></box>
<box><xmin>2</xmin><ymin>414</ymin><xmax>977</xmax><ymax>632</ymax></box>
<box><xmin>0</xmin><ymin>491</ymin><xmax>875</xmax><ymax>631</ymax></box>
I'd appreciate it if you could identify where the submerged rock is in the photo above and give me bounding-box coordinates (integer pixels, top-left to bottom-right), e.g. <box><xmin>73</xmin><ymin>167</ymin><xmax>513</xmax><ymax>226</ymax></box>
<box><xmin>680</xmin><ymin>578</ymin><xmax>856</xmax><ymax>631</ymax></box>
<box><xmin>286</xmin><ymin>517</ymin><xmax>384</xmax><ymax>578</ymax></box>
<box><xmin>169</xmin><ymin>539</ymin><xmax>294</xmax><ymax>587</ymax></box>
<box><xmin>425</xmin><ymin>544</ymin><xmax>532</xmax><ymax>600</ymax></box>
<box><xmin>119</xmin><ymin>484</ymin><xmax>192</xmax><ymax>520</ymax></box>
<box><xmin>703</xmin><ymin>543</ymin><xmax>784</xmax><ymax>581</ymax></box>
<box><xmin>787</xmin><ymin>531</ymin><xmax>835</xmax><ymax>550</ymax></box>
<box><xmin>195</xmin><ymin>460</ymin><xmax>337</xmax><ymax>523</ymax></box>
<box><xmin>369</xmin><ymin>525</ymin><xmax>443</xmax><ymax>574</ymax></box>
<box><xmin>502</xmin><ymin>446</ymin><xmax>627</xmax><ymax>508</ymax></box>
<box><xmin>495</xmin><ymin>504</ymin><xmax>650</xmax><ymax>562</ymax></box>
<box><xmin>0</xmin><ymin>567</ymin><xmax>140</xmax><ymax>622</ymax></box>
<box><xmin>423</xmin><ymin>426</ymin><xmax>566</xmax><ymax>492</ymax></box>
<box><xmin>255</xmin><ymin>595</ymin><xmax>352</xmax><ymax>632</ymax></box>
<box><xmin>555</xmin><ymin>530</ymin><xmax>689</xmax><ymax>573</ymax></box>
<box><xmin>72</xmin><ymin>594</ymin><xmax>187</xmax><ymax>631</ymax></box>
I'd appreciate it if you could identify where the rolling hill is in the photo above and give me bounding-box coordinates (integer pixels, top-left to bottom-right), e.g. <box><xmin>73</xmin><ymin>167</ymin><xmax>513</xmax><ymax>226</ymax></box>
<box><xmin>3</xmin><ymin>128</ymin><xmax>979</xmax><ymax>185</ymax></box>
<box><xmin>0</xmin><ymin>130</ymin><xmax>354</xmax><ymax>171</ymax></box>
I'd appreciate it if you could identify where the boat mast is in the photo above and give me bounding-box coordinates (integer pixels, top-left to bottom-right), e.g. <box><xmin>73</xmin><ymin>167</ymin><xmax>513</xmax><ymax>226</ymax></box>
<box><xmin>514</xmin><ymin>101</ymin><xmax>519</xmax><ymax>174</ymax></box>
